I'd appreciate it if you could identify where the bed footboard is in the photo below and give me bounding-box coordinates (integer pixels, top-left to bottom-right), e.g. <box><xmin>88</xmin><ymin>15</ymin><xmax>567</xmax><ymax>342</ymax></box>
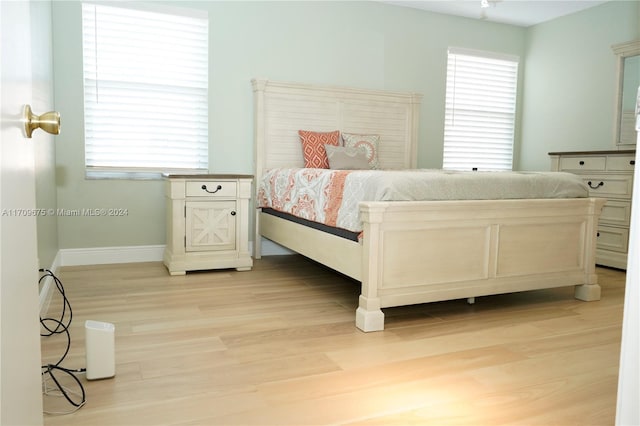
<box><xmin>356</xmin><ymin>198</ymin><xmax>605</xmax><ymax>332</ymax></box>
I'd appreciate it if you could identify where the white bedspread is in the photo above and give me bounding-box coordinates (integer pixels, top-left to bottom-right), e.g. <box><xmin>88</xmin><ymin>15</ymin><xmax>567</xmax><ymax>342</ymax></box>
<box><xmin>257</xmin><ymin>168</ymin><xmax>588</xmax><ymax>232</ymax></box>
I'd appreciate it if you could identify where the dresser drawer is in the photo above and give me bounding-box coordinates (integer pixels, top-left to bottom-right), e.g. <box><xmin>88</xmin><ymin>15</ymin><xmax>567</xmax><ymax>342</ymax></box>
<box><xmin>559</xmin><ymin>156</ymin><xmax>606</xmax><ymax>171</ymax></box>
<box><xmin>579</xmin><ymin>174</ymin><xmax>633</xmax><ymax>199</ymax></box>
<box><xmin>186</xmin><ymin>181</ymin><xmax>237</xmax><ymax>198</ymax></box>
<box><xmin>599</xmin><ymin>200</ymin><xmax>632</xmax><ymax>226</ymax></box>
<box><xmin>606</xmin><ymin>155</ymin><xmax>636</xmax><ymax>171</ymax></box>
<box><xmin>597</xmin><ymin>225</ymin><xmax>629</xmax><ymax>253</ymax></box>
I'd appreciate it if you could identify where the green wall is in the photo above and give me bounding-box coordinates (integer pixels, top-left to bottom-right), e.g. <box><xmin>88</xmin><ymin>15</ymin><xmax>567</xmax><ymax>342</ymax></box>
<box><xmin>519</xmin><ymin>0</ymin><xmax>640</xmax><ymax>171</ymax></box>
<box><xmin>50</xmin><ymin>0</ymin><xmax>639</xmax><ymax>252</ymax></box>
<box><xmin>52</xmin><ymin>0</ymin><xmax>526</xmax><ymax>249</ymax></box>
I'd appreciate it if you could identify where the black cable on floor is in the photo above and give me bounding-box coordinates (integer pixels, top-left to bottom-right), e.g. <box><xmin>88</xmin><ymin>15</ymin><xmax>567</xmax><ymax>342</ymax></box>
<box><xmin>39</xmin><ymin>269</ymin><xmax>86</xmax><ymax>413</ymax></box>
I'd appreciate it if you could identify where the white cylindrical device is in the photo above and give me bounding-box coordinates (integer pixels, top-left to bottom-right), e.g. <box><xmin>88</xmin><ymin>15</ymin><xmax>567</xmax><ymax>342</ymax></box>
<box><xmin>85</xmin><ymin>320</ymin><xmax>115</xmax><ymax>380</ymax></box>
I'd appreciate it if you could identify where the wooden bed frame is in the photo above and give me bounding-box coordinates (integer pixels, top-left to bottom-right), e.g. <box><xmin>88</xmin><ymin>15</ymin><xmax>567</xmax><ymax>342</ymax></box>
<box><xmin>252</xmin><ymin>78</ymin><xmax>606</xmax><ymax>332</ymax></box>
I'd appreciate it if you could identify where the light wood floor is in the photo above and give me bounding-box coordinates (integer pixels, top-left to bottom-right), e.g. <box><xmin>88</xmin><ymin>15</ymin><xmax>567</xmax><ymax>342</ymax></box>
<box><xmin>40</xmin><ymin>255</ymin><xmax>625</xmax><ymax>425</ymax></box>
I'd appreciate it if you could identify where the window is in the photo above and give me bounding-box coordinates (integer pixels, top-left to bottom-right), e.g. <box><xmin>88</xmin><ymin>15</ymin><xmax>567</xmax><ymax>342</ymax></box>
<box><xmin>82</xmin><ymin>3</ymin><xmax>208</xmax><ymax>179</ymax></box>
<box><xmin>443</xmin><ymin>47</ymin><xmax>519</xmax><ymax>171</ymax></box>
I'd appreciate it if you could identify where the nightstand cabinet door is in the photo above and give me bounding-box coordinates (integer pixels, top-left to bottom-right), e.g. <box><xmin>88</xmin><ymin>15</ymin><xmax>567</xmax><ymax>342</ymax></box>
<box><xmin>185</xmin><ymin>200</ymin><xmax>236</xmax><ymax>252</ymax></box>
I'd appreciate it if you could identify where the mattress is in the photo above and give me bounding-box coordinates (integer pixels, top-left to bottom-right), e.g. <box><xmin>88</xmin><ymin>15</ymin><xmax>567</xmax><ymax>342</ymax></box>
<box><xmin>257</xmin><ymin>168</ymin><xmax>589</xmax><ymax>233</ymax></box>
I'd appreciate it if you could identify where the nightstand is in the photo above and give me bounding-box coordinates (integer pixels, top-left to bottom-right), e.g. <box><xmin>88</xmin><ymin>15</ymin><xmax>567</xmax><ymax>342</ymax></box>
<box><xmin>163</xmin><ymin>174</ymin><xmax>253</xmax><ymax>275</ymax></box>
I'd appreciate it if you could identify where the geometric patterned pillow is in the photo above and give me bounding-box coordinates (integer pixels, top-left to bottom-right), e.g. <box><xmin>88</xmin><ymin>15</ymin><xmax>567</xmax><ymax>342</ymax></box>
<box><xmin>342</xmin><ymin>133</ymin><xmax>380</xmax><ymax>169</ymax></box>
<box><xmin>298</xmin><ymin>130</ymin><xmax>340</xmax><ymax>168</ymax></box>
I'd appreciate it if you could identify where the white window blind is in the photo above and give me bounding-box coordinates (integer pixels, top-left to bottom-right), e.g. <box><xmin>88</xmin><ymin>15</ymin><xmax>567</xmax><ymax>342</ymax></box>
<box><xmin>443</xmin><ymin>48</ymin><xmax>519</xmax><ymax>171</ymax></box>
<box><xmin>82</xmin><ymin>3</ymin><xmax>208</xmax><ymax>178</ymax></box>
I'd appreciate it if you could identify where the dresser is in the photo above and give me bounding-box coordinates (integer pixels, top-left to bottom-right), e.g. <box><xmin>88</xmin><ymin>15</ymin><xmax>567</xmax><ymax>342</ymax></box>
<box><xmin>549</xmin><ymin>150</ymin><xmax>636</xmax><ymax>269</ymax></box>
<box><xmin>163</xmin><ymin>174</ymin><xmax>253</xmax><ymax>275</ymax></box>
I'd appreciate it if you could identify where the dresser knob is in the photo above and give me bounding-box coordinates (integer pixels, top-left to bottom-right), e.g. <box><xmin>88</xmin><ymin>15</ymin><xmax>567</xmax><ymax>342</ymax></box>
<box><xmin>631</xmin><ymin>160</ymin><xmax>635</xmax><ymax>166</ymax></box>
<box><xmin>230</xmin><ymin>211</ymin><xmax>236</xmax><ymax>216</ymax></box>
<box><xmin>579</xmin><ymin>161</ymin><xmax>585</xmax><ymax>165</ymax></box>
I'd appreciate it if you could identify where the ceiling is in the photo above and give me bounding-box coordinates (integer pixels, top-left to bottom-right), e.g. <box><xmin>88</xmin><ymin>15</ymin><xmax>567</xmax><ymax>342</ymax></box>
<box><xmin>379</xmin><ymin>0</ymin><xmax>612</xmax><ymax>27</ymax></box>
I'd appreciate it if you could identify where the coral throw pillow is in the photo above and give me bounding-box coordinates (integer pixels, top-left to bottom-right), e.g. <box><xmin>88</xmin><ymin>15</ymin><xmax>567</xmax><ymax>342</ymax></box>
<box><xmin>342</xmin><ymin>133</ymin><xmax>380</xmax><ymax>169</ymax></box>
<box><xmin>298</xmin><ymin>130</ymin><xmax>340</xmax><ymax>168</ymax></box>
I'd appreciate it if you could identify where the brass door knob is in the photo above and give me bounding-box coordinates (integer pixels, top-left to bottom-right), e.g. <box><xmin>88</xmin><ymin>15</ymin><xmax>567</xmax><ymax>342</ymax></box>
<box><xmin>24</xmin><ymin>104</ymin><xmax>60</xmax><ymax>138</ymax></box>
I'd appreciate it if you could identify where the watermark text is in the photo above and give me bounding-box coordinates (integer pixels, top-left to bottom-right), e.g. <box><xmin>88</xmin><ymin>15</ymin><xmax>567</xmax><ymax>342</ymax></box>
<box><xmin>2</xmin><ymin>208</ymin><xmax>129</xmax><ymax>217</ymax></box>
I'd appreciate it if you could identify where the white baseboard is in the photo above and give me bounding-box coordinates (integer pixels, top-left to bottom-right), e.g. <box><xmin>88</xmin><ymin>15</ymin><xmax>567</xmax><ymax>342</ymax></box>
<box><xmin>58</xmin><ymin>241</ymin><xmax>292</xmax><ymax>268</ymax></box>
<box><xmin>59</xmin><ymin>244</ymin><xmax>166</xmax><ymax>266</ymax></box>
<box><xmin>39</xmin><ymin>251</ymin><xmax>62</xmax><ymax>318</ymax></box>
<box><xmin>40</xmin><ymin>241</ymin><xmax>289</xmax><ymax>307</ymax></box>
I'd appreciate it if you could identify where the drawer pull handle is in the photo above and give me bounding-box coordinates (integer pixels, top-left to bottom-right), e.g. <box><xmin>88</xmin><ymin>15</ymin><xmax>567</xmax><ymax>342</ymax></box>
<box><xmin>597</xmin><ymin>232</ymin><xmax>600</xmax><ymax>237</ymax></box>
<box><xmin>201</xmin><ymin>184</ymin><xmax>222</xmax><ymax>194</ymax></box>
<box><xmin>230</xmin><ymin>211</ymin><xmax>236</xmax><ymax>216</ymax></box>
<box><xmin>631</xmin><ymin>160</ymin><xmax>636</xmax><ymax>166</ymax></box>
<box><xmin>587</xmin><ymin>181</ymin><xmax>604</xmax><ymax>189</ymax></box>
<box><xmin>579</xmin><ymin>161</ymin><xmax>585</xmax><ymax>166</ymax></box>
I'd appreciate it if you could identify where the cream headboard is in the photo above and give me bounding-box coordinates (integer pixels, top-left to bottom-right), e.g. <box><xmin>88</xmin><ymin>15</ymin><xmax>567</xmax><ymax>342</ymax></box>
<box><xmin>252</xmin><ymin>79</ymin><xmax>422</xmax><ymax>181</ymax></box>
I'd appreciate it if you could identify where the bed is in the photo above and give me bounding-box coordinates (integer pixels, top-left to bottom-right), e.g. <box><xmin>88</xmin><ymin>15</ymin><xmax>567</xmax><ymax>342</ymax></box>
<box><xmin>252</xmin><ymin>78</ymin><xmax>606</xmax><ymax>332</ymax></box>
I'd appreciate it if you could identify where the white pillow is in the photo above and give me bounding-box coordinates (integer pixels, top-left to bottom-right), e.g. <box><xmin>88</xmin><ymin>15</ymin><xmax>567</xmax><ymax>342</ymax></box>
<box><xmin>325</xmin><ymin>145</ymin><xmax>370</xmax><ymax>170</ymax></box>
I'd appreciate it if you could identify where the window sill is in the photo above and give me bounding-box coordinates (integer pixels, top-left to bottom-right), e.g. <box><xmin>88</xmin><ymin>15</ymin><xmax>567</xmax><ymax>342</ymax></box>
<box><xmin>85</xmin><ymin>168</ymin><xmax>208</xmax><ymax>180</ymax></box>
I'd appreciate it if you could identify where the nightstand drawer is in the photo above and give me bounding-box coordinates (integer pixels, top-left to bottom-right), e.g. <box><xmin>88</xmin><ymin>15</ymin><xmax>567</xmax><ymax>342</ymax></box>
<box><xmin>559</xmin><ymin>156</ymin><xmax>606</xmax><ymax>171</ymax></box>
<box><xmin>186</xmin><ymin>181</ymin><xmax>237</xmax><ymax>198</ymax></box>
<box><xmin>578</xmin><ymin>174</ymin><xmax>633</xmax><ymax>199</ymax></box>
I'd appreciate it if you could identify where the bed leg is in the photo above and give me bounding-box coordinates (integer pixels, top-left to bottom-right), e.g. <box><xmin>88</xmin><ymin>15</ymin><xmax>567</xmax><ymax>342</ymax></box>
<box><xmin>574</xmin><ymin>271</ymin><xmax>601</xmax><ymax>301</ymax></box>
<box><xmin>574</xmin><ymin>283</ymin><xmax>601</xmax><ymax>301</ymax></box>
<box><xmin>355</xmin><ymin>295</ymin><xmax>385</xmax><ymax>332</ymax></box>
<box><xmin>467</xmin><ymin>297</ymin><xmax>475</xmax><ymax>305</ymax></box>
